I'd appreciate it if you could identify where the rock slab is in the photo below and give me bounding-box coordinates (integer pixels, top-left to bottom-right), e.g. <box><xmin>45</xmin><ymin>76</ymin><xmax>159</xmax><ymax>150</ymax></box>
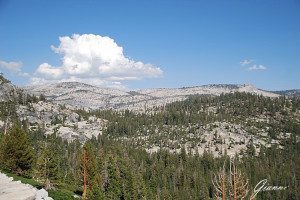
<box><xmin>0</xmin><ymin>173</ymin><xmax>53</xmax><ymax>200</ymax></box>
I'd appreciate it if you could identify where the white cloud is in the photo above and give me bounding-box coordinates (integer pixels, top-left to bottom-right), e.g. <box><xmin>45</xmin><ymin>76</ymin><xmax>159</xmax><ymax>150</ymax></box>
<box><xmin>240</xmin><ymin>59</ymin><xmax>268</xmax><ymax>72</ymax></box>
<box><xmin>35</xmin><ymin>63</ymin><xmax>64</xmax><ymax>79</ymax></box>
<box><xmin>0</xmin><ymin>59</ymin><xmax>29</xmax><ymax>77</ymax></box>
<box><xmin>240</xmin><ymin>59</ymin><xmax>252</xmax><ymax>66</ymax></box>
<box><xmin>31</xmin><ymin>34</ymin><xmax>163</xmax><ymax>88</ymax></box>
<box><xmin>247</xmin><ymin>64</ymin><xmax>267</xmax><ymax>71</ymax></box>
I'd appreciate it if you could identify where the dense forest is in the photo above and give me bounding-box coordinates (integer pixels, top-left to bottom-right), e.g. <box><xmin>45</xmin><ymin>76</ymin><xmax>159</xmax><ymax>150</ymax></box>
<box><xmin>87</xmin><ymin>93</ymin><xmax>300</xmax><ymax>156</ymax></box>
<box><xmin>0</xmin><ymin>92</ymin><xmax>299</xmax><ymax>199</ymax></box>
<box><xmin>94</xmin><ymin>92</ymin><xmax>300</xmax><ymax>133</ymax></box>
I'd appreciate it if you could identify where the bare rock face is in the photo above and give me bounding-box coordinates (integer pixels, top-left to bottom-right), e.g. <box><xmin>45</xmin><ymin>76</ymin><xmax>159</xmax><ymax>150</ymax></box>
<box><xmin>0</xmin><ymin>75</ymin><xmax>20</xmax><ymax>102</ymax></box>
<box><xmin>16</xmin><ymin>101</ymin><xmax>107</xmax><ymax>142</ymax></box>
<box><xmin>0</xmin><ymin>173</ymin><xmax>53</xmax><ymax>200</ymax></box>
<box><xmin>0</xmin><ymin>75</ymin><xmax>107</xmax><ymax>143</ymax></box>
<box><xmin>35</xmin><ymin>189</ymin><xmax>53</xmax><ymax>200</ymax></box>
<box><xmin>25</xmin><ymin>82</ymin><xmax>280</xmax><ymax>112</ymax></box>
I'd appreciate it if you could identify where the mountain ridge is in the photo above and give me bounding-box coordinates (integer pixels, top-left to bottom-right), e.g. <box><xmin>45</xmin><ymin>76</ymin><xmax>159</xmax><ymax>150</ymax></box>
<box><xmin>273</xmin><ymin>89</ymin><xmax>300</xmax><ymax>97</ymax></box>
<box><xmin>24</xmin><ymin>82</ymin><xmax>282</xmax><ymax>111</ymax></box>
<box><xmin>1</xmin><ymin>74</ymin><xmax>299</xmax><ymax>158</ymax></box>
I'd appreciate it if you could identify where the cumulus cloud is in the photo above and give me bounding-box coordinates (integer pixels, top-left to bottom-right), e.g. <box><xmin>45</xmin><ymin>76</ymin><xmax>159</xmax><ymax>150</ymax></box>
<box><xmin>247</xmin><ymin>64</ymin><xmax>267</xmax><ymax>71</ymax></box>
<box><xmin>240</xmin><ymin>59</ymin><xmax>252</xmax><ymax>66</ymax></box>
<box><xmin>0</xmin><ymin>59</ymin><xmax>29</xmax><ymax>77</ymax></box>
<box><xmin>31</xmin><ymin>34</ymin><xmax>163</xmax><ymax>88</ymax></box>
<box><xmin>35</xmin><ymin>63</ymin><xmax>64</xmax><ymax>79</ymax></box>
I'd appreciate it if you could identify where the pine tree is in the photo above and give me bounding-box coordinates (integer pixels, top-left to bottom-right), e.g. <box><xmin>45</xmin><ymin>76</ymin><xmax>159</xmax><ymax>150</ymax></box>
<box><xmin>101</xmin><ymin>153</ymin><xmax>122</xmax><ymax>199</ymax></box>
<box><xmin>35</xmin><ymin>142</ymin><xmax>59</xmax><ymax>189</ymax></box>
<box><xmin>0</xmin><ymin>124</ymin><xmax>35</xmax><ymax>176</ymax></box>
<box><xmin>81</xmin><ymin>142</ymin><xmax>97</xmax><ymax>199</ymax></box>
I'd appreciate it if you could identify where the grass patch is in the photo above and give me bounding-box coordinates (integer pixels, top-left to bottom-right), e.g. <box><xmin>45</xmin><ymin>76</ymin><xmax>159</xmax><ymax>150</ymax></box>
<box><xmin>0</xmin><ymin>169</ymin><xmax>78</xmax><ymax>199</ymax></box>
<box><xmin>48</xmin><ymin>188</ymin><xmax>77</xmax><ymax>200</ymax></box>
<box><xmin>0</xmin><ymin>170</ymin><xmax>43</xmax><ymax>188</ymax></box>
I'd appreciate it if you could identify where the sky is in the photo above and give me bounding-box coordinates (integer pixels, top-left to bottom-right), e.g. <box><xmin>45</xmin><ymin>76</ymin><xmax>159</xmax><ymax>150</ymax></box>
<box><xmin>0</xmin><ymin>0</ymin><xmax>299</xmax><ymax>90</ymax></box>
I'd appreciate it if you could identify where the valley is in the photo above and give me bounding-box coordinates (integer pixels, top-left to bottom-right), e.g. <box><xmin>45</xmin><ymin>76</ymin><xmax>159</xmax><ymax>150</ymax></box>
<box><xmin>0</xmin><ymin>74</ymin><xmax>299</xmax><ymax>199</ymax></box>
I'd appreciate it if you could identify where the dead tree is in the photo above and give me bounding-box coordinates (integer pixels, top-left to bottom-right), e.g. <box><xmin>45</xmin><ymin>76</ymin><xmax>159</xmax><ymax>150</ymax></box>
<box><xmin>4</xmin><ymin>109</ymin><xmax>10</xmax><ymax>135</ymax></box>
<box><xmin>212</xmin><ymin>158</ymin><xmax>250</xmax><ymax>200</ymax></box>
<box><xmin>82</xmin><ymin>147</ymin><xmax>88</xmax><ymax>200</ymax></box>
<box><xmin>212</xmin><ymin>161</ymin><xmax>227</xmax><ymax>200</ymax></box>
<box><xmin>229</xmin><ymin>158</ymin><xmax>249</xmax><ymax>200</ymax></box>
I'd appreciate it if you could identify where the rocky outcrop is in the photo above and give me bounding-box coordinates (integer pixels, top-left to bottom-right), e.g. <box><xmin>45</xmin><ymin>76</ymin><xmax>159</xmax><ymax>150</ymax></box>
<box><xmin>0</xmin><ymin>173</ymin><xmax>53</xmax><ymax>200</ymax></box>
<box><xmin>16</xmin><ymin>101</ymin><xmax>107</xmax><ymax>142</ymax></box>
<box><xmin>0</xmin><ymin>76</ymin><xmax>20</xmax><ymax>102</ymax></box>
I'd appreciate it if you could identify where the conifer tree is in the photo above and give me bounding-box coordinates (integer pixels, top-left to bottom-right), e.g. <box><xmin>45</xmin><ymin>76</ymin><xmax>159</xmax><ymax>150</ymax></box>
<box><xmin>35</xmin><ymin>142</ymin><xmax>59</xmax><ymax>189</ymax></box>
<box><xmin>0</xmin><ymin>124</ymin><xmax>34</xmax><ymax>176</ymax></box>
<box><xmin>81</xmin><ymin>142</ymin><xmax>97</xmax><ymax>199</ymax></box>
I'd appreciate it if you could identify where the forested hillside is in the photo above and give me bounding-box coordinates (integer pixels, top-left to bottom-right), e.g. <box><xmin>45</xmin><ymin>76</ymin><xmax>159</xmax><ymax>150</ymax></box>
<box><xmin>0</xmin><ymin>75</ymin><xmax>299</xmax><ymax>199</ymax></box>
<box><xmin>93</xmin><ymin>93</ymin><xmax>300</xmax><ymax>157</ymax></box>
<box><xmin>0</xmin><ymin>124</ymin><xmax>299</xmax><ymax>199</ymax></box>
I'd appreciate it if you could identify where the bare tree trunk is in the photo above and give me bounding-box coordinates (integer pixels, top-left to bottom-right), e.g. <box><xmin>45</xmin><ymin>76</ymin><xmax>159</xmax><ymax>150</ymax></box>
<box><xmin>233</xmin><ymin>163</ymin><xmax>237</xmax><ymax>200</ymax></box>
<box><xmin>44</xmin><ymin>178</ymin><xmax>51</xmax><ymax>190</ymax></box>
<box><xmin>82</xmin><ymin>147</ymin><xmax>88</xmax><ymax>199</ymax></box>
<box><xmin>229</xmin><ymin>158</ymin><xmax>249</xmax><ymax>200</ymax></box>
<box><xmin>83</xmin><ymin>166</ymin><xmax>87</xmax><ymax>199</ymax></box>
<box><xmin>82</xmin><ymin>148</ymin><xmax>87</xmax><ymax>200</ymax></box>
<box><xmin>4</xmin><ymin>116</ymin><xmax>9</xmax><ymax>135</ymax></box>
<box><xmin>212</xmin><ymin>161</ymin><xmax>227</xmax><ymax>200</ymax></box>
<box><xmin>212</xmin><ymin>158</ymin><xmax>250</xmax><ymax>200</ymax></box>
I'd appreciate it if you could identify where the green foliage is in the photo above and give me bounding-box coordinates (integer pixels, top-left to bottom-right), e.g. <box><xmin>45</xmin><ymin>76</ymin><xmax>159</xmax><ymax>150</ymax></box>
<box><xmin>0</xmin><ymin>124</ymin><xmax>35</xmax><ymax>176</ymax></box>
<box><xmin>35</xmin><ymin>141</ymin><xmax>60</xmax><ymax>188</ymax></box>
<box><xmin>0</xmin><ymin>73</ymin><xmax>10</xmax><ymax>83</ymax></box>
<box><xmin>48</xmin><ymin>189</ymin><xmax>76</xmax><ymax>200</ymax></box>
<box><xmin>39</xmin><ymin>94</ymin><xmax>46</xmax><ymax>101</ymax></box>
<box><xmin>88</xmin><ymin>93</ymin><xmax>300</xmax><ymax>154</ymax></box>
<box><xmin>0</xmin><ymin>128</ymin><xmax>298</xmax><ymax>199</ymax></box>
<box><xmin>0</xmin><ymin>169</ymin><xmax>42</xmax><ymax>188</ymax></box>
<box><xmin>0</xmin><ymin>92</ymin><xmax>299</xmax><ymax>199</ymax></box>
<box><xmin>0</xmin><ymin>101</ymin><xmax>17</xmax><ymax>121</ymax></box>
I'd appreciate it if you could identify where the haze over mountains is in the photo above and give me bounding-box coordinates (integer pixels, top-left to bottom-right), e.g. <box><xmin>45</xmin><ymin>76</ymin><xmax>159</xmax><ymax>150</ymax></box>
<box><xmin>24</xmin><ymin>82</ymin><xmax>288</xmax><ymax>111</ymax></box>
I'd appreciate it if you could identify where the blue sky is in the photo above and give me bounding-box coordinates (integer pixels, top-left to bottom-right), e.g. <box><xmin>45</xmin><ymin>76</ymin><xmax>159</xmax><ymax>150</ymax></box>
<box><xmin>0</xmin><ymin>0</ymin><xmax>299</xmax><ymax>90</ymax></box>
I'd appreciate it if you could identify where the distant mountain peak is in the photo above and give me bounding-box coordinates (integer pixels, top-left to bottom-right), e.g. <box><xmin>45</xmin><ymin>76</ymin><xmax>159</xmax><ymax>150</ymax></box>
<box><xmin>24</xmin><ymin>81</ymin><xmax>280</xmax><ymax>111</ymax></box>
<box><xmin>273</xmin><ymin>89</ymin><xmax>300</xmax><ymax>97</ymax></box>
